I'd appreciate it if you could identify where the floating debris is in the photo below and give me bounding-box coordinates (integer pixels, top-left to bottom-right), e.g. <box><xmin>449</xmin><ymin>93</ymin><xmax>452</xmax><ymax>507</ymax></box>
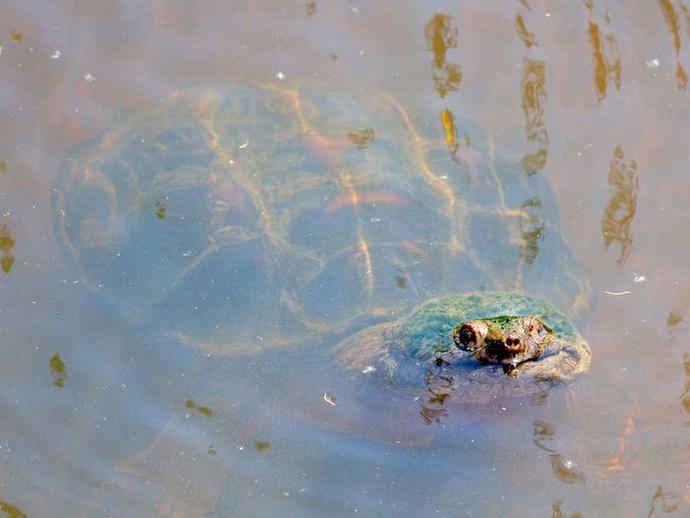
<box><xmin>185</xmin><ymin>399</ymin><xmax>213</xmax><ymax>417</ymax></box>
<box><xmin>347</xmin><ymin>127</ymin><xmax>375</xmax><ymax>148</ymax></box>
<box><xmin>323</xmin><ymin>392</ymin><xmax>336</xmax><ymax>406</ymax></box>
<box><xmin>83</xmin><ymin>73</ymin><xmax>95</xmax><ymax>82</ymax></box>
<box><xmin>646</xmin><ymin>58</ymin><xmax>660</xmax><ymax>68</ymax></box>
<box><xmin>604</xmin><ymin>290</ymin><xmax>631</xmax><ymax>296</ymax></box>
<box><xmin>276</xmin><ymin>71</ymin><xmax>286</xmax><ymax>81</ymax></box>
<box><xmin>633</xmin><ymin>273</ymin><xmax>646</xmax><ymax>283</ymax></box>
<box><xmin>255</xmin><ymin>440</ymin><xmax>271</xmax><ymax>452</ymax></box>
<box><xmin>238</xmin><ymin>138</ymin><xmax>250</xmax><ymax>149</ymax></box>
<box><xmin>362</xmin><ymin>365</ymin><xmax>377</xmax><ymax>375</ymax></box>
<box><xmin>394</xmin><ymin>275</ymin><xmax>407</xmax><ymax>289</ymax></box>
<box><xmin>305</xmin><ymin>1</ymin><xmax>316</xmax><ymax>16</ymax></box>
<box><xmin>10</xmin><ymin>29</ymin><xmax>22</xmax><ymax>42</ymax></box>
<box><xmin>50</xmin><ymin>353</ymin><xmax>66</xmax><ymax>388</ymax></box>
<box><xmin>50</xmin><ymin>50</ymin><xmax>61</xmax><ymax>60</ymax></box>
<box><xmin>667</xmin><ymin>311</ymin><xmax>683</xmax><ymax>327</ymax></box>
<box><xmin>0</xmin><ymin>223</ymin><xmax>14</xmax><ymax>273</ymax></box>
<box><xmin>155</xmin><ymin>199</ymin><xmax>167</xmax><ymax>219</ymax></box>
<box><xmin>0</xmin><ymin>499</ymin><xmax>26</xmax><ymax>518</ymax></box>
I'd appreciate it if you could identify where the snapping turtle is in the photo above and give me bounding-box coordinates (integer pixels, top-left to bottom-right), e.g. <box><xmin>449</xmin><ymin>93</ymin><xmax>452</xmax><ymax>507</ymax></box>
<box><xmin>53</xmin><ymin>81</ymin><xmax>589</xmax><ymax>368</ymax></box>
<box><xmin>336</xmin><ymin>291</ymin><xmax>590</xmax><ymax>404</ymax></box>
<box><xmin>53</xmin><ymin>82</ymin><xmax>592</xmax><ymax>512</ymax></box>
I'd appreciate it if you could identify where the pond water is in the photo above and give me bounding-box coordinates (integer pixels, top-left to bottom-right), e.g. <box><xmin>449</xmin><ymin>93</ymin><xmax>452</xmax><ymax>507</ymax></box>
<box><xmin>1</xmin><ymin>1</ymin><xmax>690</xmax><ymax>516</ymax></box>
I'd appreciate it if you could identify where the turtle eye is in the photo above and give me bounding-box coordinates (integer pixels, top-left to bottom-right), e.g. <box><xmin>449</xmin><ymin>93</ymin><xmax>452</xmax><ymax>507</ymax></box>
<box><xmin>454</xmin><ymin>323</ymin><xmax>477</xmax><ymax>349</ymax></box>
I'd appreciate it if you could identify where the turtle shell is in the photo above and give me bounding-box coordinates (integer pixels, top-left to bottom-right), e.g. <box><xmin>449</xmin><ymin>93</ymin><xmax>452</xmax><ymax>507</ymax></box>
<box><xmin>52</xmin><ymin>82</ymin><xmax>589</xmax><ymax>356</ymax></box>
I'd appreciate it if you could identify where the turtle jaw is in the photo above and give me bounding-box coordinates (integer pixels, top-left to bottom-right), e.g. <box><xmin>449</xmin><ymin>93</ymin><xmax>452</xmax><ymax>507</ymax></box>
<box><xmin>484</xmin><ymin>336</ymin><xmax>527</xmax><ymax>362</ymax></box>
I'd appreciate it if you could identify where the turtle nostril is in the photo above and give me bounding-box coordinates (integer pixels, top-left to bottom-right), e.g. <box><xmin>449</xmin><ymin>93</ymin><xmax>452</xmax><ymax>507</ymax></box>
<box><xmin>505</xmin><ymin>337</ymin><xmax>521</xmax><ymax>350</ymax></box>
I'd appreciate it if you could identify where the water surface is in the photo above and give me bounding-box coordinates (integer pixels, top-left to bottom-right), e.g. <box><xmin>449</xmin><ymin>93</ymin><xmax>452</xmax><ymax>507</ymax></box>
<box><xmin>1</xmin><ymin>1</ymin><xmax>690</xmax><ymax>516</ymax></box>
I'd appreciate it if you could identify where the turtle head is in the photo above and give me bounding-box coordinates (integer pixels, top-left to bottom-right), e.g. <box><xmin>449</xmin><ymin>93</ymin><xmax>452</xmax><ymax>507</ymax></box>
<box><xmin>452</xmin><ymin>315</ymin><xmax>553</xmax><ymax>366</ymax></box>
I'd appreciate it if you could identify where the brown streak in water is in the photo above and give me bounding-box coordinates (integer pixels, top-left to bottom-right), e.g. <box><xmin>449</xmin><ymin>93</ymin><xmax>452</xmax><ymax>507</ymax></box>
<box><xmin>440</xmin><ymin>108</ymin><xmax>458</xmax><ymax>155</ymax></box>
<box><xmin>658</xmin><ymin>0</ymin><xmax>688</xmax><ymax>89</ymax></box>
<box><xmin>681</xmin><ymin>353</ymin><xmax>690</xmax><ymax>415</ymax></box>
<box><xmin>584</xmin><ymin>2</ymin><xmax>622</xmax><ymax>101</ymax></box>
<box><xmin>647</xmin><ymin>486</ymin><xmax>679</xmax><ymax>516</ymax></box>
<box><xmin>601</xmin><ymin>145</ymin><xmax>638</xmax><ymax>266</ymax></box>
<box><xmin>424</xmin><ymin>14</ymin><xmax>463</xmax><ymax>97</ymax></box>
<box><xmin>520</xmin><ymin>59</ymin><xmax>549</xmax><ymax>175</ymax></box>
<box><xmin>678</xmin><ymin>0</ymin><xmax>690</xmax><ymax>39</ymax></box>
<box><xmin>324</xmin><ymin>190</ymin><xmax>410</xmax><ymax>213</ymax></box>
<box><xmin>515</xmin><ymin>13</ymin><xmax>537</xmax><ymax>48</ymax></box>
<box><xmin>518</xmin><ymin>0</ymin><xmax>532</xmax><ymax>10</ymax></box>
<box><xmin>0</xmin><ymin>223</ymin><xmax>15</xmax><ymax>274</ymax></box>
<box><xmin>0</xmin><ymin>499</ymin><xmax>26</xmax><ymax>518</ymax></box>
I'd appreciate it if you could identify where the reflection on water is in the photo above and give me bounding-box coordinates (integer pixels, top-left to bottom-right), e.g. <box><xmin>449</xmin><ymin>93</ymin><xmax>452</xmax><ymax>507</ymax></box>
<box><xmin>515</xmin><ymin>5</ymin><xmax>549</xmax><ymax>176</ymax></box>
<box><xmin>658</xmin><ymin>0</ymin><xmax>689</xmax><ymax>89</ymax></box>
<box><xmin>519</xmin><ymin>197</ymin><xmax>544</xmax><ymax>265</ymax></box>
<box><xmin>647</xmin><ymin>485</ymin><xmax>679</xmax><ymax>516</ymax></box>
<box><xmin>601</xmin><ymin>146</ymin><xmax>638</xmax><ymax>266</ymax></box>
<box><xmin>0</xmin><ymin>222</ymin><xmax>14</xmax><ymax>273</ymax></box>
<box><xmin>1</xmin><ymin>0</ymin><xmax>690</xmax><ymax>515</ymax></box>
<box><xmin>551</xmin><ymin>500</ymin><xmax>582</xmax><ymax>518</ymax></box>
<box><xmin>424</xmin><ymin>14</ymin><xmax>462</xmax><ymax>98</ymax></box>
<box><xmin>532</xmin><ymin>420</ymin><xmax>586</xmax><ymax>484</ymax></box>
<box><xmin>680</xmin><ymin>353</ymin><xmax>690</xmax><ymax>417</ymax></box>
<box><xmin>520</xmin><ymin>59</ymin><xmax>548</xmax><ymax>176</ymax></box>
<box><xmin>584</xmin><ymin>1</ymin><xmax>622</xmax><ymax>101</ymax></box>
<box><xmin>0</xmin><ymin>500</ymin><xmax>26</xmax><ymax>518</ymax></box>
<box><xmin>515</xmin><ymin>13</ymin><xmax>537</xmax><ymax>49</ymax></box>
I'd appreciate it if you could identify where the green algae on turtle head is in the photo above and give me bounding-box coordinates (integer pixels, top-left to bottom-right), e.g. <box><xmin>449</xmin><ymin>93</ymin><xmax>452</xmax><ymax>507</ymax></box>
<box><xmin>336</xmin><ymin>291</ymin><xmax>590</xmax><ymax>389</ymax></box>
<box><xmin>397</xmin><ymin>291</ymin><xmax>579</xmax><ymax>360</ymax></box>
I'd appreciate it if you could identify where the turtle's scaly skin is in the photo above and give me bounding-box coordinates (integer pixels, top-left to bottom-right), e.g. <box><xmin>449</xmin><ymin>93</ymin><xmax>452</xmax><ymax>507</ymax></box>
<box><xmin>53</xmin><ymin>82</ymin><xmax>589</xmax><ymax>358</ymax></box>
<box><xmin>336</xmin><ymin>291</ymin><xmax>590</xmax><ymax>394</ymax></box>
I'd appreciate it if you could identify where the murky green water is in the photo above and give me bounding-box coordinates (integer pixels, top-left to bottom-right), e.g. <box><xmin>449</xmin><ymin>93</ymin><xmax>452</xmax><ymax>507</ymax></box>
<box><xmin>1</xmin><ymin>1</ymin><xmax>690</xmax><ymax>516</ymax></box>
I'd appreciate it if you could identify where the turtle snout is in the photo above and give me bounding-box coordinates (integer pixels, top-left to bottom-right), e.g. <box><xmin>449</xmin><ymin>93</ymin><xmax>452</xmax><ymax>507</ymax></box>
<box><xmin>503</xmin><ymin>336</ymin><xmax>524</xmax><ymax>354</ymax></box>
